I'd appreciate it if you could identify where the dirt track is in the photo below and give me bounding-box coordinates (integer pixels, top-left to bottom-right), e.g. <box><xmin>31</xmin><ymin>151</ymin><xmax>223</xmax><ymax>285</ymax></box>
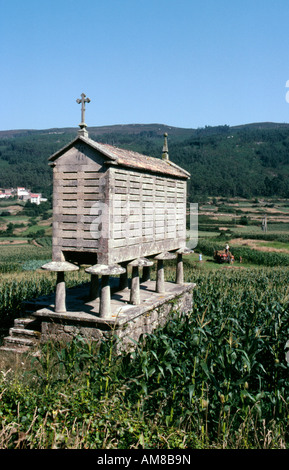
<box><xmin>229</xmin><ymin>238</ymin><xmax>289</xmax><ymax>253</ymax></box>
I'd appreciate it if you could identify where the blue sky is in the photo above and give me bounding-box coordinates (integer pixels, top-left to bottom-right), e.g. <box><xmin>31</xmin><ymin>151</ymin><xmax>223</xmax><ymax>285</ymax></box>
<box><xmin>2</xmin><ymin>0</ymin><xmax>289</xmax><ymax>130</ymax></box>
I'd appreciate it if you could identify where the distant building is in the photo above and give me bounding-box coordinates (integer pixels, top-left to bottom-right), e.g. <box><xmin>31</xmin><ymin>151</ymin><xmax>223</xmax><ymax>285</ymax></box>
<box><xmin>17</xmin><ymin>187</ymin><xmax>30</xmax><ymax>199</ymax></box>
<box><xmin>30</xmin><ymin>193</ymin><xmax>41</xmax><ymax>205</ymax></box>
<box><xmin>16</xmin><ymin>187</ymin><xmax>47</xmax><ymax>205</ymax></box>
<box><xmin>0</xmin><ymin>188</ymin><xmax>14</xmax><ymax>199</ymax></box>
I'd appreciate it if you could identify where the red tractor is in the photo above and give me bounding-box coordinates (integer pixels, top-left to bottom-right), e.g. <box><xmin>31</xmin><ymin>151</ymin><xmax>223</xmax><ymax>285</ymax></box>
<box><xmin>214</xmin><ymin>249</ymin><xmax>234</xmax><ymax>264</ymax></box>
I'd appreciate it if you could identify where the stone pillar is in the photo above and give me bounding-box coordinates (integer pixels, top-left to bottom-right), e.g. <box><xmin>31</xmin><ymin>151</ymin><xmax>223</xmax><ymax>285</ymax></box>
<box><xmin>89</xmin><ymin>274</ymin><xmax>99</xmax><ymax>300</ymax></box>
<box><xmin>55</xmin><ymin>271</ymin><xmax>66</xmax><ymax>313</ymax></box>
<box><xmin>41</xmin><ymin>261</ymin><xmax>79</xmax><ymax>313</ymax></box>
<box><xmin>175</xmin><ymin>248</ymin><xmax>194</xmax><ymax>285</ymax></box>
<box><xmin>176</xmin><ymin>253</ymin><xmax>183</xmax><ymax>284</ymax></box>
<box><xmin>156</xmin><ymin>259</ymin><xmax>165</xmax><ymax>293</ymax></box>
<box><xmin>128</xmin><ymin>258</ymin><xmax>154</xmax><ymax>305</ymax></box>
<box><xmin>154</xmin><ymin>252</ymin><xmax>176</xmax><ymax>294</ymax></box>
<box><xmin>99</xmin><ymin>275</ymin><xmax>111</xmax><ymax>318</ymax></box>
<box><xmin>119</xmin><ymin>262</ymin><xmax>129</xmax><ymax>290</ymax></box>
<box><xmin>86</xmin><ymin>264</ymin><xmax>107</xmax><ymax>301</ymax></box>
<box><xmin>85</xmin><ymin>264</ymin><xmax>126</xmax><ymax>318</ymax></box>
<box><xmin>141</xmin><ymin>265</ymin><xmax>151</xmax><ymax>282</ymax></box>
<box><xmin>130</xmin><ymin>266</ymin><xmax>140</xmax><ymax>305</ymax></box>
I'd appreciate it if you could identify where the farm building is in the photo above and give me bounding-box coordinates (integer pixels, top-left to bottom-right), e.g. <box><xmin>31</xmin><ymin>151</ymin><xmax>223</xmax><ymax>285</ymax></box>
<box><xmin>0</xmin><ymin>96</ymin><xmax>195</xmax><ymax>354</ymax></box>
<box><xmin>48</xmin><ymin>131</ymin><xmax>190</xmax><ymax>266</ymax></box>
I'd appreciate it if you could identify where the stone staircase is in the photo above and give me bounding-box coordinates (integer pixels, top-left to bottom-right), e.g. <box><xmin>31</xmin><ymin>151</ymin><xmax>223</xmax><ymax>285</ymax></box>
<box><xmin>0</xmin><ymin>317</ymin><xmax>41</xmax><ymax>354</ymax></box>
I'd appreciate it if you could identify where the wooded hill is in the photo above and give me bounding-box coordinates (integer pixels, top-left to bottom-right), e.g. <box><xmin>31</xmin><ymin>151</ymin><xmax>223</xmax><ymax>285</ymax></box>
<box><xmin>1</xmin><ymin>121</ymin><xmax>289</xmax><ymax>202</ymax></box>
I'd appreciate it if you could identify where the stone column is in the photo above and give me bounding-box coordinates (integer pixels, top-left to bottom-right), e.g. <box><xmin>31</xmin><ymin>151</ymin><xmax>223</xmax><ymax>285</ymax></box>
<box><xmin>141</xmin><ymin>265</ymin><xmax>151</xmax><ymax>282</ymax></box>
<box><xmin>154</xmin><ymin>252</ymin><xmax>176</xmax><ymax>294</ymax></box>
<box><xmin>128</xmin><ymin>258</ymin><xmax>154</xmax><ymax>305</ymax></box>
<box><xmin>119</xmin><ymin>262</ymin><xmax>129</xmax><ymax>290</ymax></box>
<box><xmin>41</xmin><ymin>261</ymin><xmax>79</xmax><ymax>313</ymax></box>
<box><xmin>130</xmin><ymin>266</ymin><xmax>140</xmax><ymax>305</ymax></box>
<box><xmin>176</xmin><ymin>253</ymin><xmax>184</xmax><ymax>284</ymax></box>
<box><xmin>175</xmin><ymin>248</ymin><xmax>194</xmax><ymax>284</ymax></box>
<box><xmin>86</xmin><ymin>264</ymin><xmax>108</xmax><ymax>301</ymax></box>
<box><xmin>156</xmin><ymin>259</ymin><xmax>165</xmax><ymax>293</ymax></box>
<box><xmin>99</xmin><ymin>275</ymin><xmax>111</xmax><ymax>317</ymax></box>
<box><xmin>55</xmin><ymin>271</ymin><xmax>66</xmax><ymax>313</ymax></box>
<box><xmin>85</xmin><ymin>264</ymin><xmax>126</xmax><ymax>318</ymax></box>
<box><xmin>89</xmin><ymin>274</ymin><xmax>99</xmax><ymax>300</ymax></box>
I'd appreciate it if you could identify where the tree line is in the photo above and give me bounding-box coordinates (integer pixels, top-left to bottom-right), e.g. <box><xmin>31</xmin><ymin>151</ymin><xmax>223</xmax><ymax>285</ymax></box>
<box><xmin>1</xmin><ymin>124</ymin><xmax>289</xmax><ymax>201</ymax></box>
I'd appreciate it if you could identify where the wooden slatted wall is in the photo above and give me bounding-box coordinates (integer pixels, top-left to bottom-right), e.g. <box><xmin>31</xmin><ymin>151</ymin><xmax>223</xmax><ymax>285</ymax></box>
<box><xmin>108</xmin><ymin>168</ymin><xmax>186</xmax><ymax>263</ymax></box>
<box><xmin>52</xmin><ymin>153</ymin><xmax>107</xmax><ymax>261</ymax></box>
<box><xmin>52</xmin><ymin>144</ymin><xmax>187</xmax><ymax>265</ymax></box>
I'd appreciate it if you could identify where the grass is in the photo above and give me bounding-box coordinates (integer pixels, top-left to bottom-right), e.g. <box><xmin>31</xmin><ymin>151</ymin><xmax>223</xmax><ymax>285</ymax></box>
<box><xmin>0</xmin><ymin>215</ymin><xmax>29</xmax><ymax>222</ymax></box>
<box><xmin>0</xmin><ymin>200</ymin><xmax>24</xmax><ymax>208</ymax></box>
<box><xmin>268</xmin><ymin>223</ymin><xmax>289</xmax><ymax>232</ymax></box>
<box><xmin>0</xmin><ymin>238</ymin><xmax>28</xmax><ymax>244</ymax></box>
<box><xmin>257</xmin><ymin>240</ymin><xmax>289</xmax><ymax>251</ymax></box>
<box><xmin>198</xmin><ymin>231</ymin><xmax>220</xmax><ymax>238</ymax></box>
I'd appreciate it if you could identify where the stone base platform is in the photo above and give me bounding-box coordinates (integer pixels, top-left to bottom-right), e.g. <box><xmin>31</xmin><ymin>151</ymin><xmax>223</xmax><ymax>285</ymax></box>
<box><xmin>1</xmin><ymin>281</ymin><xmax>195</xmax><ymax>354</ymax></box>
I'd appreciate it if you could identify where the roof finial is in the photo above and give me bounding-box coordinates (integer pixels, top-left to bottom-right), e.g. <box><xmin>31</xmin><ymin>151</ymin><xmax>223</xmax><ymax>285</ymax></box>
<box><xmin>162</xmin><ymin>132</ymin><xmax>169</xmax><ymax>160</ymax></box>
<box><xmin>76</xmin><ymin>93</ymin><xmax>91</xmax><ymax>137</ymax></box>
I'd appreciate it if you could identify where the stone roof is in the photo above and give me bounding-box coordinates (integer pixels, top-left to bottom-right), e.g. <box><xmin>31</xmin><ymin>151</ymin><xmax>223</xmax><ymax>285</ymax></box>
<box><xmin>49</xmin><ymin>135</ymin><xmax>190</xmax><ymax>179</ymax></box>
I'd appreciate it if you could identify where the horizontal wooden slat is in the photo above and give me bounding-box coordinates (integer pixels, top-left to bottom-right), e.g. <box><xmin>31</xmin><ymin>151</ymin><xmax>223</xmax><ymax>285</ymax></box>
<box><xmin>59</xmin><ymin>194</ymin><xmax>78</xmax><ymax>200</ymax></box>
<box><xmin>60</xmin><ymin>231</ymin><xmax>78</xmax><ymax>239</ymax></box>
<box><xmin>57</xmin><ymin>164</ymin><xmax>105</xmax><ymax>172</ymax></box>
<box><xmin>59</xmin><ymin>238</ymin><xmax>99</xmax><ymax>247</ymax></box>
<box><xmin>114</xmin><ymin>187</ymin><xmax>127</xmax><ymax>194</ymax></box>
<box><xmin>58</xmin><ymin>190</ymin><xmax>102</xmax><ymax>198</ymax></box>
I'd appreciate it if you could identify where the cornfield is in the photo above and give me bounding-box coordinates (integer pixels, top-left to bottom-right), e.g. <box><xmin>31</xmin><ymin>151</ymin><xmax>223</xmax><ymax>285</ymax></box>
<box><xmin>120</xmin><ymin>266</ymin><xmax>289</xmax><ymax>447</ymax></box>
<box><xmin>1</xmin><ymin>239</ymin><xmax>289</xmax><ymax>447</ymax></box>
<box><xmin>0</xmin><ymin>265</ymin><xmax>289</xmax><ymax>448</ymax></box>
<box><xmin>0</xmin><ymin>270</ymin><xmax>88</xmax><ymax>327</ymax></box>
<box><xmin>0</xmin><ymin>244</ymin><xmax>52</xmax><ymax>273</ymax></box>
<box><xmin>196</xmin><ymin>238</ymin><xmax>289</xmax><ymax>266</ymax></box>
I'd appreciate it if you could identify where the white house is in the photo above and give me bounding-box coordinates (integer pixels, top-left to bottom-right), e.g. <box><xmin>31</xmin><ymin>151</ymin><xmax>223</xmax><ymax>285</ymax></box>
<box><xmin>17</xmin><ymin>187</ymin><xmax>30</xmax><ymax>199</ymax></box>
<box><xmin>30</xmin><ymin>193</ymin><xmax>41</xmax><ymax>205</ymax></box>
<box><xmin>17</xmin><ymin>187</ymin><xmax>46</xmax><ymax>205</ymax></box>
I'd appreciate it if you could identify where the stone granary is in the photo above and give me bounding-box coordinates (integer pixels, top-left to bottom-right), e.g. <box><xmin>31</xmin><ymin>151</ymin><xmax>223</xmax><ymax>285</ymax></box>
<box><xmin>46</xmin><ymin>92</ymin><xmax>192</xmax><ymax>315</ymax></box>
<box><xmin>49</xmin><ymin>130</ymin><xmax>190</xmax><ymax>268</ymax></box>
<box><xmin>0</xmin><ymin>95</ymin><xmax>195</xmax><ymax>353</ymax></box>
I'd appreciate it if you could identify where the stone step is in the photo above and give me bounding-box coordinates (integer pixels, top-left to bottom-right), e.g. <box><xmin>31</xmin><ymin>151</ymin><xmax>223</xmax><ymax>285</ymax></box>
<box><xmin>9</xmin><ymin>327</ymin><xmax>41</xmax><ymax>340</ymax></box>
<box><xmin>0</xmin><ymin>315</ymin><xmax>42</xmax><ymax>355</ymax></box>
<box><xmin>14</xmin><ymin>317</ymin><xmax>40</xmax><ymax>330</ymax></box>
<box><xmin>0</xmin><ymin>345</ymin><xmax>31</xmax><ymax>354</ymax></box>
<box><xmin>2</xmin><ymin>336</ymin><xmax>37</xmax><ymax>348</ymax></box>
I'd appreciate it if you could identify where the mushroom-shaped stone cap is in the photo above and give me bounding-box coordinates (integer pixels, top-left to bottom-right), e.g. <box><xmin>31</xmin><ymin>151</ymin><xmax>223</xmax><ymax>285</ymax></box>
<box><xmin>41</xmin><ymin>261</ymin><xmax>79</xmax><ymax>272</ymax></box>
<box><xmin>154</xmin><ymin>251</ymin><xmax>177</xmax><ymax>260</ymax></box>
<box><xmin>176</xmin><ymin>247</ymin><xmax>194</xmax><ymax>255</ymax></box>
<box><xmin>85</xmin><ymin>264</ymin><xmax>108</xmax><ymax>274</ymax></box>
<box><xmin>85</xmin><ymin>264</ymin><xmax>126</xmax><ymax>276</ymax></box>
<box><xmin>128</xmin><ymin>258</ymin><xmax>154</xmax><ymax>267</ymax></box>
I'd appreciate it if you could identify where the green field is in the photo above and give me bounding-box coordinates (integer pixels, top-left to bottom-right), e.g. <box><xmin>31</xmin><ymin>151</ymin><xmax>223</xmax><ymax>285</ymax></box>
<box><xmin>0</xmin><ymin>197</ymin><xmax>289</xmax><ymax>448</ymax></box>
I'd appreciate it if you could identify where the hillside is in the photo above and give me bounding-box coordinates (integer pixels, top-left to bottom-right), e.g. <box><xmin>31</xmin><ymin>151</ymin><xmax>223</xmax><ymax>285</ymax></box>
<box><xmin>1</xmin><ymin>122</ymin><xmax>289</xmax><ymax>201</ymax></box>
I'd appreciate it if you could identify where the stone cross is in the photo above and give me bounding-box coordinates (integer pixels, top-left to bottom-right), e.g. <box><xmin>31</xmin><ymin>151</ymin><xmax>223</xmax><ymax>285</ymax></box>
<box><xmin>76</xmin><ymin>93</ymin><xmax>91</xmax><ymax>128</ymax></box>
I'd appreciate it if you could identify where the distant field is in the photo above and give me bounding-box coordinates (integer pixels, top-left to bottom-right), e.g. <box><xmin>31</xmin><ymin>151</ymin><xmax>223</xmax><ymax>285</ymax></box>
<box><xmin>197</xmin><ymin>197</ymin><xmax>289</xmax><ymax>256</ymax></box>
<box><xmin>1</xmin><ymin>196</ymin><xmax>289</xmax><ymax>270</ymax></box>
<box><xmin>0</xmin><ymin>199</ymin><xmax>52</xmax><ymax>243</ymax></box>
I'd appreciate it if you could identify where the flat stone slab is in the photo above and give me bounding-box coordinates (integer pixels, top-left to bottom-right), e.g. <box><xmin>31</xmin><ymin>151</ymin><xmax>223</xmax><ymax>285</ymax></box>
<box><xmin>154</xmin><ymin>252</ymin><xmax>177</xmax><ymax>260</ymax></box>
<box><xmin>176</xmin><ymin>247</ymin><xmax>194</xmax><ymax>254</ymax></box>
<box><xmin>85</xmin><ymin>264</ymin><xmax>126</xmax><ymax>276</ymax></box>
<box><xmin>128</xmin><ymin>258</ymin><xmax>154</xmax><ymax>267</ymax></box>
<box><xmin>33</xmin><ymin>281</ymin><xmax>195</xmax><ymax>327</ymax></box>
<box><xmin>41</xmin><ymin>261</ymin><xmax>79</xmax><ymax>272</ymax></box>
